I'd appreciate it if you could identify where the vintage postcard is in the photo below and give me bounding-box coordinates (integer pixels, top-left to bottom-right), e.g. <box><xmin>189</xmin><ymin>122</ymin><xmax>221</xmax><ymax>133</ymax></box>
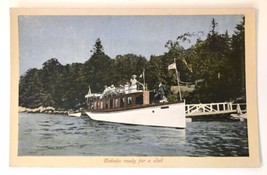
<box><xmin>10</xmin><ymin>8</ymin><xmax>259</xmax><ymax>167</ymax></box>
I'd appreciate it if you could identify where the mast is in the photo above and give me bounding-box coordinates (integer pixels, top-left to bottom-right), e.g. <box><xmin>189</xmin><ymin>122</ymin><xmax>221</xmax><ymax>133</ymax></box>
<box><xmin>139</xmin><ymin>68</ymin><xmax>146</xmax><ymax>91</ymax></box>
<box><xmin>174</xmin><ymin>58</ymin><xmax>182</xmax><ymax>101</ymax></box>
<box><xmin>143</xmin><ymin>68</ymin><xmax>146</xmax><ymax>91</ymax></box>
<box><xmin>88</xmin><ymin>85</ymin><xmax>92</xmax><ymax>95</ymax></box>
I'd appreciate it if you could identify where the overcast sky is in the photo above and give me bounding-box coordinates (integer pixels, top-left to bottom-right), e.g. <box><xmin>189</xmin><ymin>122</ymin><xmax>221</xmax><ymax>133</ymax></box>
<box><xmin>19</xmin><ymin>15</ymin><xmax>243</xmax><ymax>75</ymax></box>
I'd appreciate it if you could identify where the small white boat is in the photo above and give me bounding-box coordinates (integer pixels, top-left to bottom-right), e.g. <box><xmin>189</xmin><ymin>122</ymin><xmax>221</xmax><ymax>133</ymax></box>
<box><xmin>68</xmin><ymin>111</ymin><xmax>82</xmax><ymax>117</ymax></box>
<box><xmin>231</xmin><ymin>113</ymin><xmax>247</xmax><ymax>121</ymax></box>
<box><xmin>231</xmin><ymin>104</ymin><xmax>247</xmax><ymax>121</ymax></box>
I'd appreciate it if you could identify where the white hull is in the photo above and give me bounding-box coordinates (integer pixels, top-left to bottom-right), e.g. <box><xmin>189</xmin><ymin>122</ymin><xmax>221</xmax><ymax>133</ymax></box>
<box><xmin>68</xmin><ymin>112</ymin><xmax>82</xmax><ymax>117</ymax></box>
<box><xmin>85</xmin><ymin>102</ymin><xmax>185</xmax><ymax>128</ymax></box>
<box><xmin>231</xmin><ymin>113</ymin><xmax>247</xmax><ymax>121</ymax></box>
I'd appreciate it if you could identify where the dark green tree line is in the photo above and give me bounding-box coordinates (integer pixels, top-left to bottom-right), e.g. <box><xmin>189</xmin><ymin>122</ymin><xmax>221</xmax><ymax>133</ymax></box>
<box><xmin>19</xmin><ymin>18</ymin><xmax>246</xmax><ymax>109</ymax></box>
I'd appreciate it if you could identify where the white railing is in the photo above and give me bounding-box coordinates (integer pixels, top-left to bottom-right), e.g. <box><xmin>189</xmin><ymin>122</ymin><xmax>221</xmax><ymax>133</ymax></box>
<box><xmin>185</xmin><ymin>102</ymin><xmax>246</xmax><ymax>116</ymax></box>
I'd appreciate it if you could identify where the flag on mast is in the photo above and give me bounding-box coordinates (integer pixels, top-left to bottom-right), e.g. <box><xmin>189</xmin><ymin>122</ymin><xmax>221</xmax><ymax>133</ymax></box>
<box><xmin>139</xmin><ymin>68</ymin><xmax>146</xmax><ymax>90</ymax></box>
<box><xmin>168</xmin><ymin>63</ymin><xmax>176</xmax><ymax>70</ymax></box>
<box><xmin>139</xmin><ymin>68</ymin><xmax>145</xmax><ymax>78</ymax></box>
<box><xmin>169</xmin><ymin>58</ymin><xmax>182</xmax><ymax>101</ymax></box>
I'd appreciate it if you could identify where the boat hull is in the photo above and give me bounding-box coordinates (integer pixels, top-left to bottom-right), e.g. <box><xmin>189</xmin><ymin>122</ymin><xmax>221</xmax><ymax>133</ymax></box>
<box><xmin>85</xmin><ymin>102</ymin><xmax>185</xmax><ymax>128</ymax></box>
<box><xmin>231</xmin><ymin>113</ymin><xmax>247</xmax><ymax>121</ymax></box>
<box><xmin>68</xmin><ymin>112</ymin><xmax>82</xmax><ymax>117</ymax></box>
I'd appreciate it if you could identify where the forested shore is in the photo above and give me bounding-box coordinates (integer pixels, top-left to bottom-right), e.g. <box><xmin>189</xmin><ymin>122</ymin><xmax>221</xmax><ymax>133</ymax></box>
<box><xmin>19</xmin><ymin>18</ymin><xmax>245</xmax><ymax>111</ymax></box>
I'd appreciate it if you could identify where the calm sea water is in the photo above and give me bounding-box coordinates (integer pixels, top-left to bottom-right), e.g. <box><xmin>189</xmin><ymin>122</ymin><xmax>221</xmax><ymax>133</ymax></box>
<box><xmin>18</xmin><ymin>113</ymin><xmax>249</xmax><ymax>156</ymax></box>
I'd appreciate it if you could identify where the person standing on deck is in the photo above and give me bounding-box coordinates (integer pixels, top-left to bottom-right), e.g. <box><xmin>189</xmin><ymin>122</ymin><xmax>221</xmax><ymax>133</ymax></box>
<box><xmin>154</xmin><ymin>83</ymin><xmax>168</xmax><ymax>103</ymax></box>
<box><xmin>130</xmin><ymin>75</ymin><xmax>138</xmax><ymax>91</ymax></box>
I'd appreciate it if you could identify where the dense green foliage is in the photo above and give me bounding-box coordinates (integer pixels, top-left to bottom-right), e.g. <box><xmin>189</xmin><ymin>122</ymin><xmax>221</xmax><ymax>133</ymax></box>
<box><xmin>19</xmin><ymin>18</ymin><xmax>246</xmax><ymax>109</ymax></box>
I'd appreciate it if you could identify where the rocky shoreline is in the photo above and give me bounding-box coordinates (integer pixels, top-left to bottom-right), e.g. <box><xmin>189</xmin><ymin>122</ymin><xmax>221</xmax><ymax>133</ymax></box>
<box><xmin>18</xmin><ymin>106</ymin><xmax>68</xmax><ymax>114</ymax></box>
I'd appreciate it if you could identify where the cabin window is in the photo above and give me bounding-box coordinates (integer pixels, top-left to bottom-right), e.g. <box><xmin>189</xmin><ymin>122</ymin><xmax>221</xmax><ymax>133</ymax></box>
<box><xmin>94</xmin><ymin>101</ymin><xmax>97</xmax><ymax>110</ymax></box>
<box><xmin>115</xmin><ymin>99</ymin><xmax>119</xmax><ymax>108</ymax></box>
<box><xmin>127</xmin><ymin>96</ymin><xmax>132</xmax><ymax>105</ymax></box>
<box><xmin>97</xmin><ymin>101</ymin><xmax>100</xmax><ymax>109</ymax></box>
<box><xmin>105</xmin><ymin>100</ymin><xmax>109</xmax><ymax>109</ymax></box>
<box><xmin>120</xmin><ymin>98</ymin><xmax>125</xmax><ymax>107</ymax></box>
<box><xmin>100</xmin><ymin>101</ymin><xmax>103</xmax><ymax>109</ymax></box>
<box><xmin>110</xmin><ymin>99</ymin><xmax>113</xmax><ymax>108</ymax></box>
<box><xmin>135</xmin><ymin>95</ymin><xmax>143</xmax><ymax>105</ymax></box>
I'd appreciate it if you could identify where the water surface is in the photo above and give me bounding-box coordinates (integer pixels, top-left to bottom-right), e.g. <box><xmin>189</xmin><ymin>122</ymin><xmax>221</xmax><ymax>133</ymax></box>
<box><xmin>18</xmin><ymin>113</ymin><xmax>249</xmax><ymax>156</ymax></box>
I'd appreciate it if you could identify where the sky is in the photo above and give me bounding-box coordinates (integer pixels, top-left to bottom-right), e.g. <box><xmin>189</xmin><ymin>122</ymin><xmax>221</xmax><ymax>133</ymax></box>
<box><xmin>18</xmin><ymin>15</ymin><xmax>243</xmax><ymax>75</ymax></box>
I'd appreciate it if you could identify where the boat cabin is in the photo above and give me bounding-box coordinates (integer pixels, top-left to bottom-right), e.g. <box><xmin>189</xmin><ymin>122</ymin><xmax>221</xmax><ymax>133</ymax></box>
<box><xmin>85</xmin><ymin>75</ymin><xmax>173</xmax><ymax>112</ymax></box>
<box><xmin>86</xmin><ymin>90</ymin><xmax>150</xmax><ymax>112</ymax></box>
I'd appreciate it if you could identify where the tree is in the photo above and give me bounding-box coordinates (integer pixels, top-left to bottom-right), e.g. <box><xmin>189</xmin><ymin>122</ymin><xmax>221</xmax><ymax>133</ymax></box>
<box><xmin>92</xmin><ymin>38</ymin><xmax>104</xmax><ymax>55</ymax></box>
<box><xmin>230</xmin><ymin>16</ymin><xmax>246</xmax><ymax>100</ymax></box>
<box><xmin>19</xmin><ymin>68</ymin><xmax>42</xmax><ymax>108</ymax></box>
<box><xmin>185</xmin><ymin>18</ymin><xmax>236</xmax><ymax>103</ymax></box>
<box><xmin>210</xmin><ymin>18</ymin><xmax>218</xmax><ymax>36</ymax></box>
<box><xmin>111</xmin><ymin>54</ymin><xmax>148</xmax><ymax>86</ymax></box>
<box><xmin>82</xmin><ymin>38</ymin><xmax>112</xmax><ymax>93</ymax></box>
<box><xmin>146</xmin><ymin>55</ymin><xmax>164</xmax><ymax>90</ymax></box>
<box><xmin>39</xmin><ymin>58</ymin><xmax>64</xmax><ymax>107</ymax></box>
